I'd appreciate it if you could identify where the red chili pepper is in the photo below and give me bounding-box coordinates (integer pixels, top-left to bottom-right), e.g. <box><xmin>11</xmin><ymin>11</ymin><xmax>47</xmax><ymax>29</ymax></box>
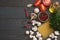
<box><xmin>40</xmin><ymin>13</ymin><xmax>48</xmax><ymax>21</ymax></box>
<box><xmin>34</xmin><ymin>0</ymin><xmax>41</xmax><ymax>6</ymax></box>
<box><xmin>24</xmin><ymin>6</ymin><xmax>28</xmax><ymax>18</ymax></box>
<box><xmin>24</xmin><ymin>24</ymin><xmax>30</xmax><ymax>29</ymax></box>
<box><xmin>40</xmin><ymin>16</ymin><xmax>45</xmax><ymax>21</ymax></box>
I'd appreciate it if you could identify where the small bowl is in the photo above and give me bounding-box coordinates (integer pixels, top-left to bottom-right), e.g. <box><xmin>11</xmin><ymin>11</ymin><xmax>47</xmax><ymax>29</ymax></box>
<box><xmin>38</xmin><ymin>12</ymin><xmax>49</xmax><ymax>22</ymax></box>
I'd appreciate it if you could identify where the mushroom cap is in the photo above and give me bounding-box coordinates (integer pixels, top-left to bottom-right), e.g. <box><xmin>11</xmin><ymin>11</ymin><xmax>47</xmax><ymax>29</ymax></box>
<box><xmin>30</xmin><ymin>30</ymin><xmax>34</xmax><ymax>35</ymax></box>
<box><xmin>36</xmin><ymin>33</ymin><xmax>42</xmax><ymax>37</ymax></box>
<box><xmin>33</xmin><ymin>37</ymin><xmax>37</xmax><ymax>40</ymax></box>
<box><xmin>34</xmin><ymin>8</ymin><xmax>39</xmax><ymax>13</ymax></box>
<box><xmin>32</xmin><ymin>26</ymin><xmax>37</xmax><ymax>31</ymax></box>
<box><xmin>54</xmin><ymin>36</ymin><xmax>58</xmax><ymax>39</ymax></box>
<box><xmin>54</xmin><ymin>31</ymin><xmax>60</xmax><ymax>36</ymax></box>
<box><xmin>38</xmin><ymin>37</ymin><xmax>43</xmax><ymax>40</ymax></box>
<box><xmin>25</xmin><ymin>30</ymin><xmax>29</xmax><ymax>35</ymax></box>
<box><xmin>29</xmin><ymin>35</ymin><xmax>33</xmax><ymax>38</ymax></box>
<box><xmin>50</xmin><ymin>33</ymin><xmax>55</xmax><ymax>38</ymax></box>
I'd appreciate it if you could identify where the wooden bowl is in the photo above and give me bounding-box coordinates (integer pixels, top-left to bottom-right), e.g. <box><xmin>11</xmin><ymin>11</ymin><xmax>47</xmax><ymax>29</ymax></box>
<box><xmin>38</xmin><ymin>12</ymin><xmax>49</xmax><ymax>22</ymax></box>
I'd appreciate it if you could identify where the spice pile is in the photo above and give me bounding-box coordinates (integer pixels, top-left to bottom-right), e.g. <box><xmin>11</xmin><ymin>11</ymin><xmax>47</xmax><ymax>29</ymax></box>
<box><xmin>24</xmin><ymin>0</ymin><xmax>60</xmax><ymax>40</ymax></box>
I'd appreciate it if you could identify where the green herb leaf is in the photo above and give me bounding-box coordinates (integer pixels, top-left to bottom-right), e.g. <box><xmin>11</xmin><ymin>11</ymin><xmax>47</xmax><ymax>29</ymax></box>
<box><xmin>49</xmin><ymin>10</ymin><xmax>60</xmax><ymax>31</ymax></box>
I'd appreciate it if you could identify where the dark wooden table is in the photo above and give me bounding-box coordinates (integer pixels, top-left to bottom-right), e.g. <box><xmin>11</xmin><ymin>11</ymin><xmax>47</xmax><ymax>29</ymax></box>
<box><xmin>0</xmin><ymin>0</ymin><xmax>60</xmax><ymax>40</ymax></box>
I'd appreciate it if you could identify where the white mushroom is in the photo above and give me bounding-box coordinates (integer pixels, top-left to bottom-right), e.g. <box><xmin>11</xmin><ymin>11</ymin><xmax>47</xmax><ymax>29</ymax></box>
<box><xmin>30</xmin><ymin>30</ymin><xmax>34</xmax><ymax>35</ymax></box>
<box><xmin>32</xmin><ymin>20</ymin><xmax>36</xmax><ymax>26</ymax></box>
<box><xmin>54</xmin><ymin>31</ymin><xmax>60</xmax><ymax>36</ymax></box>
<box><xmin>36</xmin><ymin>32</ymin><xmax>40</xmax><ymax>34</ymax></box>
<box><xmin>29</xmin><ymin>35</ymin><xmax>33</xmax><ymax>38</ymax></box>
<box><xmin>34</xmin><ymin>8</ymin><xmax>39</xmax><ymax>13</ymax></box>
<box><xmin>32</xmin><ymin>20</ymin><xmax>36</xmax><ymax>23</ymax></box>
<box><xmin>32</xmin><ymin>26</ymin><xmax>37</xmax><ymax>31</ymax></box>
<box><xmin>32</xmin><ymin>36</ymin><xmax>36</xmax><ymax>38</ymax></box>
<box><xmin>49</xmin><ymin>33</ymin><xmax>55</xmax><ymax>38</ymax></box>
<box><xmin>36</xmin><ymin>22</ymin><xmax>41</xmax><ymax>26</ymax></box>
<box><xmin>38</xmin><ymin>37</ymin><xmax>43</xmax><ymax>40</ymax></box>
<box><xmin>36</xmin><ymin>34</ymin><xmax>41</xmax><ymax>38</ymax></box>
<box><xmin>54</xmin><ymin>36</ymin><xmax>58</xmax><ymax>39</ymax></box>
<box><xmin>55</xmin><ymin>38</ymin><xmax>57</xmax><ymax>40</ymax></box>
<box><xmin>49</xmin><ymin>34</ymin><xmax>52</xmax><ymax>37</ymax></box>
<box><xmin>32</xmin><ymin>20</ymin><xmax>41</xmax><ymax>26</ymax></box>
<box><xmin>25</xmin><ymin>30</ymin><xmax>29</xmax><ymax>35</ymax></box>
<box><xmin>33</xmin><ymin>37</ymin><xmax>37</xmax><ymax>40</ymax></box>
<box><xmin>46</xmin><ymin>38</ymin><xmax>51</xmax><ymax>40</ymax></box>
<box><xmin>31</xmin><ymin>13</ymin><xmax>37</xmax><ymax>20</ymax></box>
<box><xmin>32</xmin><ymin>23</ymin><xmax>35</xmax><ymax>26</ymax></box>
<box><xmin>36</xmin><ymin>32</ymin><xmax>41</xmax><ymax>37</ymax></box>
<box><xmin>27</xmin><ymin>4</ymin><xmax>33</xmax><ymax>7</ymax></box>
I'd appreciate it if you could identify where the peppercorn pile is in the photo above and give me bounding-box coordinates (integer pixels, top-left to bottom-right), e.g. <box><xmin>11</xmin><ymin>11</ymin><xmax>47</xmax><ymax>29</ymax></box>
<box><xmin>24</xmin><ymin>0</ymin><xmax>60</xmax><ymax>40</ymax></box>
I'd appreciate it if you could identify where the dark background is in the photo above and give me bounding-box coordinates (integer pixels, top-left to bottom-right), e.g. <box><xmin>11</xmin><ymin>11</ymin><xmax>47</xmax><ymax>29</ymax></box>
<box><xmin>0</xmin><ymin>0</ymin><xmax>60</xmax><ymax>40</ymax></box>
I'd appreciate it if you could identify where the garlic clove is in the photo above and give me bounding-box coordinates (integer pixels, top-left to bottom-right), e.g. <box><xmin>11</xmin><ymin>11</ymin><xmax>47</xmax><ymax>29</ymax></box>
<box><xmin>32</xmin><ymin>20</ymin><xmax>36</xmax><ymax>22</ymax></box>
<box><xmin>27</xmin><ymin>4</ymin><xmax>33</xmax><ymax>7</ymax></box>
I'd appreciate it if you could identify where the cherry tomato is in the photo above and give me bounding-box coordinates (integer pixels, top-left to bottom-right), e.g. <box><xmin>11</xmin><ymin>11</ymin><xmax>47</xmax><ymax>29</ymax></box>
<box><xmin>43</xmin><ymin>0</ymin><xmax>51</xmax><ymax>6</ymax></box>
<box><xmin>34</xmin><ymin>0</ymin><xmax>41</xmax><ymax>6</ymax></box>
<box><xmin>39</xmin><ymin>4</ymin><xmax>46</xmax><ymax>12</ymax></box>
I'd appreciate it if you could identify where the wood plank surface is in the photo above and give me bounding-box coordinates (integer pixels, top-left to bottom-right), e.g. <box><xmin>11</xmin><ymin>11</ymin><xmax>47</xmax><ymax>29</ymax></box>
<box><xmin>0</xmin><ymin>0</ymin><xmax>60</xmax><ymax>40</ymax></box>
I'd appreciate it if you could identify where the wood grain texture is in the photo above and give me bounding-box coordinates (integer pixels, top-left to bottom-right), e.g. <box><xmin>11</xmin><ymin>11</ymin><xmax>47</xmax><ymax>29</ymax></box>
<box><xmin>0</xmin><ymin>0</ymin><xmax>34</xmax><ymax>7</ymax></box>
<box><xmin>0</xmin><ymin>0</ymin><xmax>60</xmax><ymax>40</ymax></box>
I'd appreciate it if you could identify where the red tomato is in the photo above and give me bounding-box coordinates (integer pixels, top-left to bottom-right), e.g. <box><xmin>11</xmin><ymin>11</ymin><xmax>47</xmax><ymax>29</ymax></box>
<box><xmin>43</xmin><ymin>0</ymin><xmax>51</xmax><ymax>6</ymax></box>
<box><xmin>39</xmin><ymin>4</ymin><xmax>46</xmax><ymax>12</ymax></box>
<box><xmin>34</xmin><ymin>0</ymin><xmax>41</xmax><ymax>6</ymax></box>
